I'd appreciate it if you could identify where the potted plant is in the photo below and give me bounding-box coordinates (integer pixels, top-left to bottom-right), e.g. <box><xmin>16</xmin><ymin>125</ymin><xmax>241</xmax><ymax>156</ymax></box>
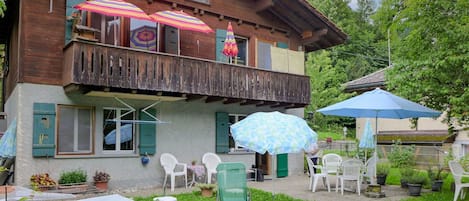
<box><xmin>399</xmin><ymin>167</ymin><xmax>414</xmax><ymax>188</ymax></box>
<box><xmin>427</xmin><ymin>165</ymin><xmax>448</xmax><ymax>192</ymax></box>
<box><xmin>407</xmin><ymin>171</ymin><xmax>427</xmax><ymax>196</ymax></box>
<box><xmin>93</xmin><ymin>171</ymin><xmax>111</xmax><ymax>191</ymax></box>
<box><xmin>30</xmin><ymin>173</ymin><xmax>57</xmax><ymax>192</ymax></box>
<box><xmin>376</xmin><ymin>162</ymin><xmax>391</xmax><ymax>185</ymax></box>
<box><xmin>196</xmin><ymin>183</ymin><xmax>217</xmax><ymax>197</ymax></box>
<box><xmin>58</xmin><ymin>169</ymin><xmax>88</xmax><ymax>193</ymax></box>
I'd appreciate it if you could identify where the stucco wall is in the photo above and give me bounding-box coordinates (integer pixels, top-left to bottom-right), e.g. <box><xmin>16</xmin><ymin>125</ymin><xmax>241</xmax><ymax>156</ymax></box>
<box><xmin>6</xmin><ymin>83</ymin><xmax>305</xmax><ymax>189</ymax></box>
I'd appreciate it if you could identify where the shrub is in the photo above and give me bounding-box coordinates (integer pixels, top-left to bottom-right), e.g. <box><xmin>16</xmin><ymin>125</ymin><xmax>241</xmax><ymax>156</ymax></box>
<box><xmin>58</xmin><ymin>169</ymin><xmax>87</xmax><ymax>185</ymax></box>
<box><xmin>407</xmin><ymin>172</ymin><xmax>428</xmax><ymax>185</ymax></box>
<box><xmin>377</xmin><ymin>162</ymin><xmax>391</xmax><ymax>176</ymax></box>
<box><xmin>387</xmin><ymin>140</ymin><xmax>415</xmax><ymax>168</ymax></box>
<box><xmin>427</xmin><ymin>165</ymin><xmax>449</xmax><ymax>181</ymax></box>
<box><xmin>399</xmin><ymin>167</ymin><xmax>415</xmax><ymax>182</ymax></box>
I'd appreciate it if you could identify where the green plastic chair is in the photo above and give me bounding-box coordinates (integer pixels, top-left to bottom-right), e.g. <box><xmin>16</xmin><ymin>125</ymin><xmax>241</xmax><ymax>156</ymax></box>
<box><xmin>216</xmin><ymin>162</ymin><xmax>250</xmax><ymax>201</ymax></box>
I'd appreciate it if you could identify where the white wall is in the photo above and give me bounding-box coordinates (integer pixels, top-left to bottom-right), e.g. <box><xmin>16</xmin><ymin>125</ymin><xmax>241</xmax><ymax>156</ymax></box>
<box><xmin>6</xmin><ymin>83</ymin><xmax>305</xmax><ymax>189</ymax></box>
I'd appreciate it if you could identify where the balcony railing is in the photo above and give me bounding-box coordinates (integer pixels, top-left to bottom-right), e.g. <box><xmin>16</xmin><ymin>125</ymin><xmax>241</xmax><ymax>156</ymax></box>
<box><xmin>63</xmin><ymin>41</ymin><xmax>310</xmax><ymax>106</ymax></box>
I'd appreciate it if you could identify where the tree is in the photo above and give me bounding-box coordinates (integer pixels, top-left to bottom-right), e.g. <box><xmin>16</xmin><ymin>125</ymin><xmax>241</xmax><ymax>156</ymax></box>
<box><xmin>305</xmin><ymin>50</ymin><xmax>353</xmax><ymax>130</ymax></box>
<box><xmin>0</xmin><ymin>0</ymin><xmax>5</xmax><ymax>17</ymax></box>
<box><xmin>380</xmin><ymin>0</ymin><xmax>469</xmax><ymax>129</ymax></box>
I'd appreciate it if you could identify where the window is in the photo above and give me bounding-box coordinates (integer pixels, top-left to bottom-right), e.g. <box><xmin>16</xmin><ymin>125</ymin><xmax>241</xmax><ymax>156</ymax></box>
<box><xmin>232</xmin><ymin>36</ymin><xmax>248</xmax><ymax>66</ymax></box>
<box><xmin>88</xmin><ymin>13</ymin><xmax>159</xmax><ymax>50</ymax></box>
<box><xmin>228</xmin><ymin>114</ymin><xmax>247</xmax><ymax>152</ymax></box>
<box><xmin>103</xmin><ymin>108</ymin><xmax>135</xmax><ymax>153</ymax></box>
<box><xmin>57</xmin><ymin>105</ymin><xmax>94</xmax><ymax>155</ymax></box>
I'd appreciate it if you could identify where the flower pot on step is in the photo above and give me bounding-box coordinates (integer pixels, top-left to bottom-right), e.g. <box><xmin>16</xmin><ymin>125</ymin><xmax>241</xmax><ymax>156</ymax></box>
<box><xmin>95</xmin><ymin>181</ymin><xmax>108</xmax><ymax>191</ymax></box>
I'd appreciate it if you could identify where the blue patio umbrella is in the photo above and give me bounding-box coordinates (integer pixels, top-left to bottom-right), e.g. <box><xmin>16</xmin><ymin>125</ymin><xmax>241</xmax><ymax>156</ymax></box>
<box><xmin>0</xmin><ymin>118</ymin><xmax>17</xmax><ymax>157</ymax></box>
<box><xmin>104</xmin><ymin>124</ymin><xmax>133</xmax><ymax>145</ymax></box>
<box><xmin>317</xmin><ymin>88</ymin><xmax>441</xmax><ymax>183</ymax></box>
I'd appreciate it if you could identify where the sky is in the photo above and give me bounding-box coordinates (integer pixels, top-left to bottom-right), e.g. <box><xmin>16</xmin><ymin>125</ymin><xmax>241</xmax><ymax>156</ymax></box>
<box><xmin>348</xmin><ymin>0</ymin><xmax>382</xmax><ymax>11</ymax></box>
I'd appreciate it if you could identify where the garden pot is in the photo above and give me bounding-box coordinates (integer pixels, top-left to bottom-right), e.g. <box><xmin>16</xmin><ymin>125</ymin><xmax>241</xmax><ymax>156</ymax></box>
<box><xmin>377</xmin><ymin>175</ymin><xmax>387</xmax><ymax>185</ymax></box>
<box><xmin>431</xmin><ymin>180</ymin><xmax>443</xmax><ymax>191</ymax></box>
<box><xmin>400</xmin><ymin>179</ymin><xmax>408</xmax><ymax>188</ymax></box>
<box><xmin>0</xmin><ymin>185</ymin><xmax>14</xmax><ymax>193</ymax></box>
<box><xmin>201</xmin><ymin>188</ymin><xmax>213</xmax><ymax>197</ymax></box>
<box><xmin>407</xmin><ymin>183</ymin><xmax>422</xmax><ymax>196</ymax></box>
<box><xmin>95</xmin><ymin>181</ymin><xmax>108</xmax><ymax>191</ymax></box>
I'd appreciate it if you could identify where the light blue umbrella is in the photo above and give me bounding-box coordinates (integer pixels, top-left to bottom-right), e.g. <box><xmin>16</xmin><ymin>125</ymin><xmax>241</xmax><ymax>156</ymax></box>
<box><xmin>359</xmin><ymin>118</ymin><xmax>375</xmax><ymax>161</ymax></box>
<box><xmin>359</xmin><ymin>119</ymin><xmax>375</xmax><ymax>149</ymax></box>
<box><xmin>230</xmin><ymin>111</ymin><xmax>317</xmax><ymax>155</ymax></box>
<box><xmin>0</xmin><ymin>118</ymin><xmax>17</xmax><ymax>157</ymax></box>
<box><xmin>317</xmin><ymin>88</ymin><xmax>441</xmax><ymax>184</ymax></box>
<box><xmin>230</xmin><ymin>111</ymin><xmax>317</xmax><ymax>200</ymax></box>
<box><xmin>104</xmin><ymin>124</ymin><xmax>133</xmax><ymax>145</ymax></box>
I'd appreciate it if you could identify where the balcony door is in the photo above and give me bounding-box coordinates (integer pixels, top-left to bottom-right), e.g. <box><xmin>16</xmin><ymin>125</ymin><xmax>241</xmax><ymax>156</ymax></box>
<box><xmin>257</xmin><ymin>40</ymin><xmax>272</xmax><ymax>70</ymax></box>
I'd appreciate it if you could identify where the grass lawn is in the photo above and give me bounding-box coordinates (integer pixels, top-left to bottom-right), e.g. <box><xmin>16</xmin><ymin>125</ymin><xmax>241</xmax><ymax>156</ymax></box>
<box><xmin>132</xmin><ymin>188</ymin><xmax>303</xmax><ymax>201</ymax></box>
<box><xmin>317</xmin><ymin>131</ymin><xmax>353</xmax><ymax>141</ymax></box>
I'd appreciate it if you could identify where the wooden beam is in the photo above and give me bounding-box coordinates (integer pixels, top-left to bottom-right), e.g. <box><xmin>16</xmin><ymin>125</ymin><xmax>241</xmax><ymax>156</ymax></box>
<box><xmin>255</xmin><ymin>0</ymin><xmax>274</xmax><ymax>12</ymax></box>
<box><xmin>205</xmin><ymin>96</ymin><xmax>225</xmax><ymax>103</ymax></box>
<box><xmin>256</xmin><ymin>101</ymin><xmax>276</xmax><ymax>107</ymax></box>
<box><xmin>240</xmin><ymin>100</ymin><xmax>262</xmax><ymax>106</ymax></box>
<box><xmin>301</xmin><ymin>29</ymin><xmax>328</xmax><ymax>44</ymax></box>
<box><xmin>185</xmin><ymin>94</ymin><xmax>205</xmax><ymax>102</ymax></box>
<box><xmin>285</xmin><ymin>104</ymin><xmax>307</xmax><ymax>109</ymax></box>
<box><xmin>270</xmin><ymin>103</ymin><xmax>292</xmax><ymax>108</ymax></box>
<box><xmin>223</xmin><ymin>98</ymin><xmax>242</xmax><ymax>104</ymax></box>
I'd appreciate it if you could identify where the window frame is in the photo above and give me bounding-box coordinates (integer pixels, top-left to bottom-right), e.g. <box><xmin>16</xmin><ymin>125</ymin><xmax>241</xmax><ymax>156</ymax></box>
<box><xmin>56</xmin><ymin>105</ymin><xmax>95</xmax><ymax>156</ymax></box>
<box><xmin>102</xmin><ymin>107</ymin><xmax>136</xmax><ymax>155</ymax></box>
<box><xmin>228</xmin><ymin>113</ymin><xmax>248</xmax><ymax>152</ymax></box>
<box><xmin>231</xmin><ymin>35</ymin><xmax>249</xmax><ymax>66</ymax></box>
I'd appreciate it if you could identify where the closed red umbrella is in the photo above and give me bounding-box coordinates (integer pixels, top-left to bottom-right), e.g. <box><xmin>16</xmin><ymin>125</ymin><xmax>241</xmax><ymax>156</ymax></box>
<box><xmin>222</xmin><ymin>22</ymin><xmax>238</xmax><ymax>61</ymax></box>
<box><xmin>149</xmin><ymin>10</ymin><xmax>213</xmax><ymax>33</ymax></box>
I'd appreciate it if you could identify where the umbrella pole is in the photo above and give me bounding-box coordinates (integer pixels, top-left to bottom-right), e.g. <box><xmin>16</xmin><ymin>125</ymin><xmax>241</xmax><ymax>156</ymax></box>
<box><xmin>373</xmin><ymin>116</ymin><xmax>378</xmax><ymax>185</ymax></box>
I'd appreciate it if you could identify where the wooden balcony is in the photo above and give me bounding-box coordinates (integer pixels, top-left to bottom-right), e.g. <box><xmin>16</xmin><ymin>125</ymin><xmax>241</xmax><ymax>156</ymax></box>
<box><xmin>63</xmin><ymin>41</ymin><xmax>310</xmax><ymax>108</ymax></box>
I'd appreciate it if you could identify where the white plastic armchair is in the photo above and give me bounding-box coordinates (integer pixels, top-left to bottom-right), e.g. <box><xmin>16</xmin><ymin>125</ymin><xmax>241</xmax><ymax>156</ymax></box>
<box><xmin>306</xmin><ymin>157</ymin><xmax>330</xmax><ymax>192</ymax></box>
<box><xmin>449</xmin><ymin>160</ymin><xmax>469</xmax><ymax>201</ymax></box>
<box><xmin>363</xmin><ymin>156</ymin><xmax>377</xmax><ymax>184</ymax></box>
<box><xmin>338</xmin><ymin>159</ymin><xmax>363</xmax><ymax>195</ymax></box>
<box><xmin>322</xmin><ymin>153</ymin><xmax>343</xmax><ymax>190</ymax></box>
<box><xmin>202</xmin><ymin>152</ymin><xmax>222</xmax><ymax>184</ymax></box>
<box><xmin>160</xmin><ymin>153</ymin><xmax>188</xmax><ymax>192</ymax></box>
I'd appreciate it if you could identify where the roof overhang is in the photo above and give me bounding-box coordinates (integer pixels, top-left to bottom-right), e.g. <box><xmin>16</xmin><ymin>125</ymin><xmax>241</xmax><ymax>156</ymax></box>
<box><xmin>256</xmin><ymin>0</ymin><xmax>347</xmax><ymax>51</ymax></box>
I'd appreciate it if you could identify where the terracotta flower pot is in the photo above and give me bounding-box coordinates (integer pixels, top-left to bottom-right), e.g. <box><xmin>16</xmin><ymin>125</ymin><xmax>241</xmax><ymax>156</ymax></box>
<box><xmin>201</xmin><ymin>188</ymin><xmax>213</xmax><ymax>197</ymax></box>
<box><xmin>95</xmin><ymin>181</ymin><xmax>108</xmax><ymax>191</ymax></box>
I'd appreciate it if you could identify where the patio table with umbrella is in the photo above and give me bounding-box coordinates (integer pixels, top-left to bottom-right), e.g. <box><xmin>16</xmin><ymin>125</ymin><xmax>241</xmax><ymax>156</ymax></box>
<box><xmin>317</xmin><ymin>88</ymin><xmax>441</xmax><ymax>184</ymax></box>
<box><xmin>230</xmin><ymin>111</ymin><xmax>317</xmax><ymax>200</ymax></box>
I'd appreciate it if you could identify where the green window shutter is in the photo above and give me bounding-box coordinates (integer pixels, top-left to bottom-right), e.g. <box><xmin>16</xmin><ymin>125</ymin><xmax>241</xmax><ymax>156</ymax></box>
<box><xmin>277</xmin><ymin>154</ymin><xmax>288</xmax><ymax>178</ymax></box>
<box><xmin>215</xmin><ymin>112</ymin><xmax>229</xmax><ymax>153</ymax></box>
<box><xmin>215</xmin><ymin>29</ymin><xmax>229</xmax><ymax>63</ymax></box>
<box><xmin>139</xmin><ymin>108</ymin><xmax>156</xmax><ymax>155</ymax></box>
<box><xmin>65</xmin><ymin>0</ymin><xmax>85</xmax><ymax>44</ymax></box>
<box><xmin>277</xmin><ymin>42</ymin><xmax>288</xmax><ymax>49</ymax></box>
<box><xmin>32</xmin><ymin>103</ymin><xmax>56</xmax><ymax>157</ymax></box>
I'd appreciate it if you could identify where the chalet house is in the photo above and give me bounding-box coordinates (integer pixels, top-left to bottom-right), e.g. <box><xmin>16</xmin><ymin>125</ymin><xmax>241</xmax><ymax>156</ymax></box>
<box><xmin>0</xmin><ymin>0</ymin><xmax>346</xmax><ymax>189</ymax></box>
<box><xmin>346</xmin><ymin>68</ymin><xmax>469</xmax><ymax>163</ymax></box>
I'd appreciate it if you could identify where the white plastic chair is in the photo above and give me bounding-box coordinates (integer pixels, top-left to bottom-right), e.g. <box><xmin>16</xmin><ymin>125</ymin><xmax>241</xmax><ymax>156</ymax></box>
<box><xmin>160</xmin><ymin>153</ymin><xmax>188</xmax><ymax>192</ymax></box>
<box><xmin>202</xmin><ymin>152</ymin><xmax>222</xmax><ymax>184</ymax></box>
<box><xmin>338</xmin><ymin>159</ymin><xmax>363</xmax><ymax>195</ymax></box>
<box><xmin>363</xmin><ymin>156</ymin><xmax>377</xmax><ymax>184</ymax></box>
<box><xmin>449</xmin><ymin>160</ymin><xmax>469</xmax><ymax>201</ymax></box>
<box><xmin>322</xmin><ymin>153</ymin><xmax>343</xmax><ymax>190</ymax></box>
<box><xmin>306</xmin><ymin>157</ymin><xmax>330</xmax><ymax>192</ymax></box>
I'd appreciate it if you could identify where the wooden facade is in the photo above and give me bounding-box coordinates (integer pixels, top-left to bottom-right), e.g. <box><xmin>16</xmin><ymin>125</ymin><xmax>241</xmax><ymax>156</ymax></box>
<box><xmin>0</xmin><ymin>0</ymin><xmax>346</xmax><ymax>107</ymax></box>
